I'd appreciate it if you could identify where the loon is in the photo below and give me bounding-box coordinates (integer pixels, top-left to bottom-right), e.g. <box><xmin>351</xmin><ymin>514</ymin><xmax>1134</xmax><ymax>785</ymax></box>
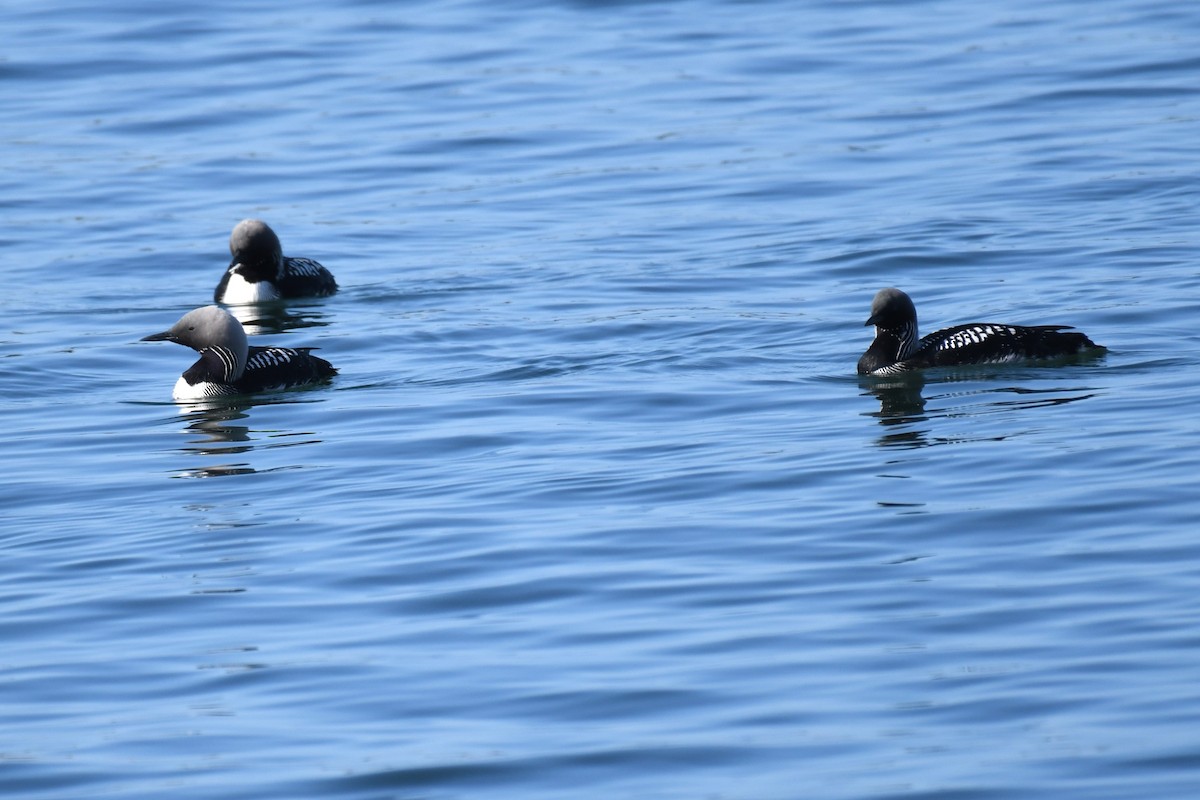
<box><xmin>214</xmin><ymin>219</ymin><xmax>338</xmax><ymax>304</ymax></box>
<box><xmin>142</xmin><ymin>305</ymin><xmax>337</xmax><ymax>400</ymax></box>
<box><xmin>858</xmin><ymin>287</ymin><xmax>1104</xmax><ymax>376</ymax></box>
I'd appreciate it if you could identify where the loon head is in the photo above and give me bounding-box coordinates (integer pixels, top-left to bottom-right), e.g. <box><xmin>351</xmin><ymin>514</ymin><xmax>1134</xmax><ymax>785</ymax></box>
<box><xmin>142</xmin><ymin>305</ymin><xmax>249</xmax><ymax>380</ymax></box>
<box><xmin>864</xmin><ymin>287</ymin><xmax>918</xmax><ymax>332</ymax></box>
<box><xmin>228</xmin><ymin>219</ymin><xmax>285</xmax><ymax>284</ymax></box>
<box><xmin>858</xmin><ymin>287</ymin><xmax>921</xmax><ymax>374</ymax></box>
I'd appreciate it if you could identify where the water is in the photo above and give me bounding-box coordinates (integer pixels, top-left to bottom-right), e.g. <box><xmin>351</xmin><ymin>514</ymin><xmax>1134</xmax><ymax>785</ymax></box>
<box><xmin>3</xmin><ymin>0</ymin><xmax>1200</xmax><ymax>797</ymax></box>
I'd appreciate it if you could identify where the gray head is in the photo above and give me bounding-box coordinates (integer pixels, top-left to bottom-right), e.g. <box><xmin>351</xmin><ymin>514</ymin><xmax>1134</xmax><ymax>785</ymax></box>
<box><xmin>142</xmin><ymin>306</ymin><xmax>249</xmax><ymax>378</ymax></box>
<box><xmin>228</xmin><ymin>219</ymin><xmax>284</xmax><ymax>282</ymax></box>
<box><xmin>864</xmin><ymin>287</ymin><xmax>918</xmax><ymax>330</ymax></box>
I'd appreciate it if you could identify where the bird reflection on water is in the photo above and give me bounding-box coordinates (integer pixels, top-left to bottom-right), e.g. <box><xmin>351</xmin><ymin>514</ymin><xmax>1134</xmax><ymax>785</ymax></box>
<box><xmin>169</xmin><ymin>399</ymin><xmax>325</xmax><ymax>479</ymax></box>
<box><xmin>172</xmin><ymin>401</ymin><xmax>256</xmax><ymax>478</ymax></box>
<box><xmin>861</xmin><ymin>370</ymin><xmax>929</xmax><ymax>422</ymax></box>
<box><xmin>225</xmin><ymin>302</ymin><xmax>334</xmax><ymax>337</ymax></box>
<box><xmin>860</xmin><ymin>368</ymin><xmax>1102</xmax><ymax>450</ymax></box>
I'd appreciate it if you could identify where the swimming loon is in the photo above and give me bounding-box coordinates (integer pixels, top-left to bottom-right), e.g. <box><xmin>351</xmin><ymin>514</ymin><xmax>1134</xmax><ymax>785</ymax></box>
<box><xmin>142</xmin><ymin>305</ymin><xmax>337</xmax><ymax>400</ymax></box>
<box><xmin>858</xmin><ymin>287</ymin><xmax>1104</xmax><ymax>376</ymax></box>
<box><xmin>214</xmin><ymin>219</ymin><xmax>338</xmax><ymax>304</ymax></box>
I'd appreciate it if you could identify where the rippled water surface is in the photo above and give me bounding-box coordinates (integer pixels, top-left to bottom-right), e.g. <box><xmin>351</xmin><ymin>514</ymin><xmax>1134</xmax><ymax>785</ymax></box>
<box><xmin>4</xmin><ymin>1</ymin><xmax>1200</xmax><ymax>797</ymax></box>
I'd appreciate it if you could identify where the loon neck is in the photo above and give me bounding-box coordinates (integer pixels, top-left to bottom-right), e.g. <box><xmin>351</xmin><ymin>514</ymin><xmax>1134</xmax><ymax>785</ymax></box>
<box><xmin>179</xmin><ymin>343</ymin><xmax>246</xmax><ymax>392</ymax></box>
<box><xmin>879</xmin><ymin>320</ymin><xmax>919</xmax><ymax>361</ymax></box>
<box><xmin>231</xmin><ymin>254</ymin><xmax>284</xmax><ymax>284</ymax></box>
<box><xmin>200</xmin><ymin>344</ymin><xmax>248</xmax><ymax>383</ymax></box>
<box><xmin>859</xmin><ymin>320</ymin><xmax>919</xmax><ymax>375</ymax></box>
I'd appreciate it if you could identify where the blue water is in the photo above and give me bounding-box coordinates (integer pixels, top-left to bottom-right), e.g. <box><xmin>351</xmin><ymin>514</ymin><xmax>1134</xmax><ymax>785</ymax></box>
<box><xmin>3</xmin><ymin>0</ymin><xmax>1200</xmax><ymax>797</ymax></box>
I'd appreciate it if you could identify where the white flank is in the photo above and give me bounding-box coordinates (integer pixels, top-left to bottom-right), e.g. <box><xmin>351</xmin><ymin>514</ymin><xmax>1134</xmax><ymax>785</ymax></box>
<box><xmin>173</xmin><ymin>376</ymin><xmax>208</xmax><ymax>401</ymax></box>
<box><xmin>172</xmin><ymin>376</ymin><xmax>236</xmax><ymax>402</ymax></box>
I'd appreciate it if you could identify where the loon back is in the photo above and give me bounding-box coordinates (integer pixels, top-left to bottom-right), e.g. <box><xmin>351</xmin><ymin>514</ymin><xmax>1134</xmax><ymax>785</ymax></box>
<box><xmin>276</xmin><ymin>257</ymin><xmax>338</xmax><ymax>298</ymax></box>
<box><xmin>237</xmin><ymin>346</ymin><xmax>337</xmax><ymax>393</ymax></box>
<box><xmin>904</xmin><ymin>323</ymin><xmax>1099</xmax><ymax>372</ymax></box>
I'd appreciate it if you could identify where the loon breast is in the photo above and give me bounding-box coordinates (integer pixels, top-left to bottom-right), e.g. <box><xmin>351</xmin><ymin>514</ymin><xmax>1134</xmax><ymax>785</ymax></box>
<box><xmin>172</xmin><ymin>375</ymin><xmax>239</xmax><ymax>402</ymax></box>
<box><xmin>219</xmin><ymin>272</ymin><xmax>283</xmax><ymax>305</ymax></box>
